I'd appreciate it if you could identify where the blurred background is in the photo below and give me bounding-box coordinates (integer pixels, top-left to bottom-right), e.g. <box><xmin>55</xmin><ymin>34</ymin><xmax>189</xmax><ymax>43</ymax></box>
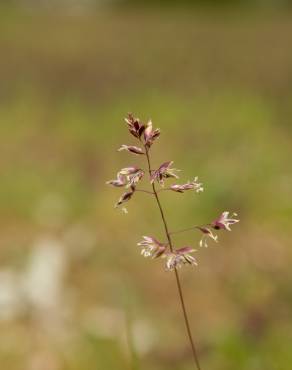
<box><xmin>0</xmin><ymin>1</ymin><xmax>292</xmax><ymax>369</ymax></box>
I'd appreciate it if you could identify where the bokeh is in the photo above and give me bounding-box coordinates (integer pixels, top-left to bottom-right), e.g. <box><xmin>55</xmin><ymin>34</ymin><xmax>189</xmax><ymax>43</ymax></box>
<box><xmin>0</xmin><ymin>1</ymin><xmax>292</xmax><ymax>369</ymax></box>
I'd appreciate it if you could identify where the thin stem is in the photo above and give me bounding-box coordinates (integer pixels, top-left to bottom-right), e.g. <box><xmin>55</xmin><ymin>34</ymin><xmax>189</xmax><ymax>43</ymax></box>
<box><xmin>156</xmin><ymin>188</ymin><xmax>171</xmax><ymax>193</ymax></box>
<box><xmin>174</xmin><ymin>268</ymin><xmax>201</xmax><ymax>370</ymax></box>
<box><xmin>170</xmin><ymin>224</ymin><xmax>211</xmax><ymax>235</ymax></box>
<box><xmin>135</xmin><ymin>189</ymin><xmax>155</xmax><ymax>195</ymax></box>
<box><xmin>170</xmin><ymin>226</ymin><xmax>198</xmax><ymax>235</ymax></box>
<box><xmin>144</xmin><ymin>146</ymin><xmax>202</xmax><ymax>370</ymax></box>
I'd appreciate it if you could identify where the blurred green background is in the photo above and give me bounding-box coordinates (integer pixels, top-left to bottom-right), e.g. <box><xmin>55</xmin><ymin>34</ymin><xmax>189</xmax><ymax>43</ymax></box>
<box><xmin>0</xmin><ymin>1</ymin><xmax>292</xmax><ymax>370</ymax></box>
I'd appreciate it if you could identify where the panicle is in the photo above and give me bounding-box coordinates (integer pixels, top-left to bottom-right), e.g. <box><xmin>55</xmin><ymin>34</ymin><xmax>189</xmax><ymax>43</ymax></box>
<box><xmin>107</xmin><ymin>113</ymin><xmax>240</xmax><ymax>270</ymax></box>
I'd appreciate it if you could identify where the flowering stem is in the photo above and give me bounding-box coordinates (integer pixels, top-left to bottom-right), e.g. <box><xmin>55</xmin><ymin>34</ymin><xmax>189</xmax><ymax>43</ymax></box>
<box><xmin>144</xmin><ymin>146</ymin><xmax>202</xmax><ymax>370</ymax></box>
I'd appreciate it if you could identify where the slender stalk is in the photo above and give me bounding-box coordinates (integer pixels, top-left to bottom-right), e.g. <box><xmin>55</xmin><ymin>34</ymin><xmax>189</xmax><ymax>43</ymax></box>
<box><xmin>170</xmin><ymin>225</ymin><xmax>204</xmax><ymax>235</ymax></box>
<box><xmin>169</xmin><ymin>224</ymin><xmax>212</xmax><ymax>236</ymax></box>
<box><xmin>156</xmin><ymin>188</ymin><xmax>172</xmax><ymax>193</ymax></box>
<box><xmin>144</xmin><ymin>146</ymin><xmax>202</xmax><ymax>370</ymax></box>
<box><xmin>135</xmin><ymin>189</ymin><xmax>155</xmax><ymax>195</ymax></box>
<box><xmin>170</xmin><ymin>226</ymin><xmax>199</xmax><ymax>235</ymax></box>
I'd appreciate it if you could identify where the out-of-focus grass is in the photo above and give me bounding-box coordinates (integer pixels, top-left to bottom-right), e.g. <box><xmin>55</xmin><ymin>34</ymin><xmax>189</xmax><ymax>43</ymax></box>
<box><xmin>0</xmin><ymin>4</ymin><xmax>291</xmax><ymax>370</ymax></box>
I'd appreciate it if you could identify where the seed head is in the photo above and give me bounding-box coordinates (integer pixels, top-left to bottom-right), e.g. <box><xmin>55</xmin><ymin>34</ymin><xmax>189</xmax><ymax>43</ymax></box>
<box><xmin>115</xmin><ymin>186</ymin><xmax>135</xmax><ymax>209</ymax></box>
<box><xmin>125</xmin><ymin>113</ymin><xmax>145</xmax><ymax>139</ymax></box>
<box><xmin>197</xmin><ymin>227</ymin><xmax>218</xmax><ymax>248</ymax></box>
<box><xmin>211</xmin><ymin>211</ymin><xmax>239</xmax><ymax>231</ymax></box>
<box><xmin>165</xmin><ymin>247</ymin><xmax>197</xmax><ymax>271</ymax></box>
<box><xmin>144</xmin><ymin>120</ymin><xmax>160</xmax><ymax>148</ymax></box>
<box><xmin>170</xmin><ymin>177</ymin><xmax>203</xmax><ymax>193</ymax></box>
<box><xmin>137</xmin><ymin>236</ymin><xmax>167</xmax><ymax>258</ymax></box>
<box><xmin>151</xmin><ymin>161</ymin><xmax>180</xmax><ymax>186</ymax></box>
<box><xmin>118</xmin><ymin>145</ymin><xmax>144</xmax><ymax>155</ymax></box>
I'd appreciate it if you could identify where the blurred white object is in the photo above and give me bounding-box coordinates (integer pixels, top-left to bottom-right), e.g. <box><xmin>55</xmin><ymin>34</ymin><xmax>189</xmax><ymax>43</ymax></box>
<box><xmin>0</xmin><ymin>270</ymin><xmax>24</xmax><ymax>320</ymax></box>
<box><xmin>23</xmin><ymin>238</ymin><xmax>67</xmax><ymax>312</ymax></box>
<box><xmin>132</xmin><ymin>319</ymin><xmax>156</xmax><ymax>355</ymax></box>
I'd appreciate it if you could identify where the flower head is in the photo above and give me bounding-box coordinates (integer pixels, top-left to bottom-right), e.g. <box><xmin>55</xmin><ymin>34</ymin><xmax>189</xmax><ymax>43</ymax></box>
<box><xmin>137</xmin><ymin>236</ymin><xmax>167</xmax><ymax>258</ymax></box>
<box><xmin>118</xmin><ymin>145</ymin><xmax>144</xmax><ymax>155</ymax></box>
<box><xmin>170</xmin><ymin>177</ymin><xmax>203</xmax><ymax>193</ymax></box>
<box><xmin>125</xmin><ymin>113</ymin><xmax>145</xmax><ymax>139</ymax></box>
<box><xmin>151</xmin><ymin>161</ymin><xmax>180</xmax><ymax>186</ymax></box>
<box><xmin>211</xmin><ymin>211</ymin><xmax>239</xmax><ymax>231</ymax></box>
<box><xmin>144</xmin><ymin>120</ymin><xmax>160</xmax><ymax>148</ymax></box>
<box><xmin>165</xmin><ymin>247</ymin><xmax>197</xmax><ymax>271</ymax></box>
<box><xmin>197</xmin><ymin>227</ymin><xmax>218</xmax><ymax>248</ymax></box>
